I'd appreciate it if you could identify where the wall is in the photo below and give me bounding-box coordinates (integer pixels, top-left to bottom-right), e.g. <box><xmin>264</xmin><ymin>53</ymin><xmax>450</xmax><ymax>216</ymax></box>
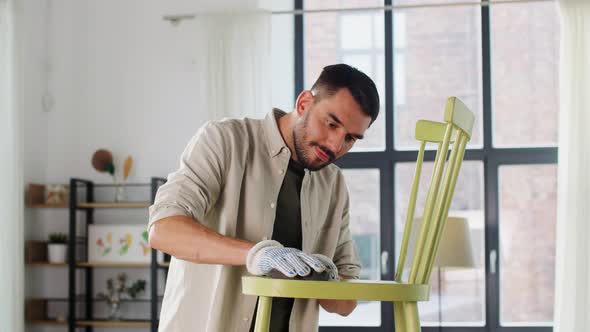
<box><xmin>22</xmin><ymin>0</ymin><xmax>50</xmax><ymax>185</ymax></box>
<box><xmin>45</xmin><ymin>1</ymin><xmax>212</xmax><ymax>184</ymax></box>
<box><xmin>23</xmin><ymin>1</ymin><xmax>293</xmax><ymax>331</ymax></box>
<box><xmin>41</xmin><ymin>0</ymin><xmax>293</xmax><ymax>185</ymax></box>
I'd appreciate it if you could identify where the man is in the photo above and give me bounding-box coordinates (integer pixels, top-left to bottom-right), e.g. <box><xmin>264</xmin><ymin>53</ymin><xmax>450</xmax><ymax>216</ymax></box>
<box><xmin>148</xmin><ymin>64</ymin><xmax>380</xmax><ymax>332</ymax></box>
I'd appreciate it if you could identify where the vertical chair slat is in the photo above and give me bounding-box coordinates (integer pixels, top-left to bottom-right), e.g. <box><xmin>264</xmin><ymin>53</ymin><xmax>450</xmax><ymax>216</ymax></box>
<box><xmin>409</xmin><ymin>124</ymin><xmax>453</xmax><ymax>283</ymax></box>
<box><xmin>407</xmin><ymin>141</ymin><xmax>442</xmax><ymax>283</ymax></box>
<box><xmin>425</xmin><ymin>133</ymin><xmax>469</xmax><ymax>282</ymax></box>
<box><xmin>395</xmin><ymin>141</ymin><xmax>426</xmax><ymax>282</ymax></box>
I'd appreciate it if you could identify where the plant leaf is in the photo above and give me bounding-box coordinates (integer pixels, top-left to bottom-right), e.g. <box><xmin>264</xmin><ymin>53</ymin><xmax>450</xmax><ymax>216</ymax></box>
<box><xmin>106</xmin><ymin>163</ymin><xmax>115</xmax><ymax>176</ymax></box>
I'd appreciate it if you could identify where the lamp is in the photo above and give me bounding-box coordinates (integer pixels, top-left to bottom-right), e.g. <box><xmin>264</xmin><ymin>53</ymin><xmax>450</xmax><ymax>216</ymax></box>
<box><xmin>398</xmin><ymin>216</ymin><xmax>476</xmax><ymax>327</ymax></box>
<box><xmin>434</xmin><ymin>216</ymin><xmax>475</xmax><ymax>268</ymax></box>
<box><xmin>432</xmin><ymin>217</ymin><xmax>475</xmax><ymax>329</ymax></box>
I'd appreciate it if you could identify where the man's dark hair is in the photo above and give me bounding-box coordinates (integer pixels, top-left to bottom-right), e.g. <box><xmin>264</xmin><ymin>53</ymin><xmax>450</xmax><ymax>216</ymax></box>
<box><xmin>310</xmin><ymin>63</ymin><xmax>380</xmax><ymax>125</ymax></box>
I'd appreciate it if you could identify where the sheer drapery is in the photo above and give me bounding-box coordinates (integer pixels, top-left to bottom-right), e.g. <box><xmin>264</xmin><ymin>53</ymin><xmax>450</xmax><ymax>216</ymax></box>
<box><xmin>199</xmin><ymin>11</ymin><xmax>272</xmax><ymax>120</ymax></box>
<box><xmin>0</xmin><ymin>0</ymin><xmax>25</xmax><ymax>331</ymax></box>
<box><xmin>554</xmin><ymin>1</ymin><xmax>590</xmax><ymax>331</ymax></box>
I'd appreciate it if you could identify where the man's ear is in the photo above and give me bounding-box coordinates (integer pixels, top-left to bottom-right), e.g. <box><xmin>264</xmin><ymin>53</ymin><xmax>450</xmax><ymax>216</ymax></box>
<box><xmin>295</xmin><ymin>90</ymin><xmax>315</xmax><ymax>116</ymax></box>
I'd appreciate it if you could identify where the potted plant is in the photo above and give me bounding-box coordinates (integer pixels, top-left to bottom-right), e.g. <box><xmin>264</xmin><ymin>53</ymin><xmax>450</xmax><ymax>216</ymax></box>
<box><xmin>97</xmin><ymin>273</ymin><xmax>146</xmax><ymax>320</ymax></box>
<box><xmin>47</xmin><ymin>232</ymin><xmax>67</xmax><ymax>263</ymax></box>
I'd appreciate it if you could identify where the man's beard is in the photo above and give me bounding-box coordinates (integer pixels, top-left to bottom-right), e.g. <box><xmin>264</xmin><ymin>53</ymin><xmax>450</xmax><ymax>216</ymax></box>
<box><xmin>292</xmin><ymin>111</ymin><xmax>336</xmax><ymax>171</ymax></box>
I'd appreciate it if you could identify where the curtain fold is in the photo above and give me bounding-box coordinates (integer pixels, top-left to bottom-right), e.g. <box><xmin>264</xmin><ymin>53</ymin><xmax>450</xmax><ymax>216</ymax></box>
<box><xmin>199</xmin><ymin>10</ymin><xmax>272</xmax><ymax>120</ymax></box>
<box><xmin>0</xmin><ymin>0</ymin><xmax>25</xmax><ymax>331</ymax></box>
<box><xmin>554</xmin><ymin>1</ymin><xmax>590</xmax><ymax>331</ymax></box>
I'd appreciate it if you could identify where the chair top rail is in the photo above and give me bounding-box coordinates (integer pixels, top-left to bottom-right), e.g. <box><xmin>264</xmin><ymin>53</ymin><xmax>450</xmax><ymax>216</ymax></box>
<box><xmin>444</xmin><ymin>97</ymin><xmax>475</xmax><ymax>137</ymax></box>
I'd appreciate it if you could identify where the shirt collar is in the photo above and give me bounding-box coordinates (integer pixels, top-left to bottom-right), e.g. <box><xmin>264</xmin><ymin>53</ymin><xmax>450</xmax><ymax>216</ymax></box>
<box><xmin>263</xmin><ymin>108</ymin><xmax>290</xmax><ymax>158</ymax></box>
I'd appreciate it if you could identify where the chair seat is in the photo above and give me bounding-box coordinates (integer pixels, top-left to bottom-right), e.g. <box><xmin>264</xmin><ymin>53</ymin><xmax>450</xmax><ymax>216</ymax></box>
<box><xmin>242</xmin><ymin>276</ymin><xmax>430</xmax><ymax>302</ymax></box>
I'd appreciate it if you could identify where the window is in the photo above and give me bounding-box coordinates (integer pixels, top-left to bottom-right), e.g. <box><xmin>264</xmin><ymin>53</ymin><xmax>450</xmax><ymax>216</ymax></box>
<box><xmin>393</xmin><ymin>11</ymin><xmax>406</xmax><ymax>107</ymax></box>
<box><xmin>393</xmin><ymin>1</ymin><xmax>483</xmax><ymax>150</ymax></box>
<box><xmin>278</xmin><ymin>0</ymin><xmax>560</xmax><ymax>330</ymax></box>
<box><xmin>305</xmin><ymin>0</ymin><xmax>386</xmax><ymax>152</ymax></box>
<box><xmin>491</xmin><ymin>2</ymin><xmax>560</xmax><ymax>147</ymax></box>
<box><xmin>499</xmin><ymin>165</ymin><xmax>557</xmax><ymax>326</ymax></box>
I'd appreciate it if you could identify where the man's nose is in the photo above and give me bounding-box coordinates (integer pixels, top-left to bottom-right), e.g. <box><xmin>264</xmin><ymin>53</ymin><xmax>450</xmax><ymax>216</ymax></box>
<box><xmin>326</xmin><ymin>132</ymin><xmax>345</xmax><ymax>156</ymax></box>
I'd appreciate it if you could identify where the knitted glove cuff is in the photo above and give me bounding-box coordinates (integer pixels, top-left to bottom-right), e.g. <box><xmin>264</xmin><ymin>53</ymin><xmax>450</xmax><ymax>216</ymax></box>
<box><xmin>246</xmin><ymin>239</ymin><xmax>283</xmax><ymax>275</ymax></box>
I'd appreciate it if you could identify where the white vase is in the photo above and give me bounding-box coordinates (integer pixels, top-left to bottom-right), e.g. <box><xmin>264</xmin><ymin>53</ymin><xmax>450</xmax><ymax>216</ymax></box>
<box><xmin>107</xmin><ymin>301</ymin><xmax>122</xmax><ymax>320</ymax></box>
<box><xmin>48</xmin><ymin>244</ymin><xmax>67</xmax><ymax>263</ymax></box>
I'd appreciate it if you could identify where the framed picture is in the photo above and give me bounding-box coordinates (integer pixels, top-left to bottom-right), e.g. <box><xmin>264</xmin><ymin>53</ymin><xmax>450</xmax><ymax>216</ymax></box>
<box><xmin>88</xmin><ymin>224</ymin><xmax>156</xmax><ymax>263</ymax></box>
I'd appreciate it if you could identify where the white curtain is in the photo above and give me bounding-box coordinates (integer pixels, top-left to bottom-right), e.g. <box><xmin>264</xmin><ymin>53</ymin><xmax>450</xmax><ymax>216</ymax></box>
<box><xmin>199</xmin><ymin>11</ymin><xmax>272</xmax><ymax>120</ymax></box>
<box><xmin>0</xmin><ymin>0</ymin><xmax>24</xmax><ymax>331</ymax></box>
<box><xmin>554</xmin><ymin>1</ymin><xmax>590</xmax><ymax>331</ymax></box>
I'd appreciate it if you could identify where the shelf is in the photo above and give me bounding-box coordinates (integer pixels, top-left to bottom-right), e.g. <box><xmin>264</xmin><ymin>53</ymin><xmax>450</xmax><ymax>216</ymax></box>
<box><xmin>27</xmin><ymin>203</ymin><xmax>68</xmax><ymax>209</ymax></box>
<box><xmin>26</xmin><ymin>178</ymin><xmax>167</xmax><ymax>329</ymax></box>
<box><xmin>77</xmin><ymin>202</ymin><xmax>150</xmax><ymax>209</ymax></box>
<box><xmin>92</xmin><ymin>298</ymin><xmax>154</xmax><ymax>303</ymax></box>
<box><xmin>27</xmin><ymin>319</ymin><xmax>67</xmax><ymax>325</ymax></box>
<box><xmin>28</xmin><ymin>296</ymin><xmax>158</xmax><ymax>303</ymax></box>
<box><xmin>27</xmin><ymin>261</ymin><xmax>167</xmax><ymax>268</ymax></box>
<box><xmin>93</xmin><ymin>182</ymin><xmax>151</xmax><ymax>187</ymax></box>
<box><xmin>76</xmin><ymin>319</ymin><xmax>151</xmax><ymax>327</ymax></box>
<box><xmin>77</xmin><ymin>262</ymin><xmax>151</xmax><ymax>268</ymax></box>
<box><xmin>28</xmin><ymin>297</ymin><xmax>69</xmax><ymax>302</ymax></box>
<box><xmin>27</xmin><ymin>262</ymin><xmax>68</xmax><ymax>267</ymax></box>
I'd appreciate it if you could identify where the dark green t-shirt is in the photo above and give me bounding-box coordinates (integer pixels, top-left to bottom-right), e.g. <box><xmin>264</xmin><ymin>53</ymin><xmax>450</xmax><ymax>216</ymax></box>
<box><xmin>250</xmin><ymin>159</ymin><xmax>304</xmax><ymax>332</ymax></box>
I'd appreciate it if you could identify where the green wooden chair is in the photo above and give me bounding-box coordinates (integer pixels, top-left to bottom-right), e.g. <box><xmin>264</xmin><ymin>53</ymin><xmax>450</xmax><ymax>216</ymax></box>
<box><xmin>242</xmin><ymin>96</ymin><xmax>475</xmax><ymax>332</ymax></box>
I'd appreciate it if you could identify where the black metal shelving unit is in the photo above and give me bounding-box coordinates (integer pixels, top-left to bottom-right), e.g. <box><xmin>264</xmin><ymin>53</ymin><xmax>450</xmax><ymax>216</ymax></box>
<box><xmin>150</xmin><ymin>177</ymin><xmax>168</xmax><ymax>332</ymax></box>
<box><xmin>66</xmin><ymin>177</ymin><xmax>168</xmax><ymax>332</ymax></box>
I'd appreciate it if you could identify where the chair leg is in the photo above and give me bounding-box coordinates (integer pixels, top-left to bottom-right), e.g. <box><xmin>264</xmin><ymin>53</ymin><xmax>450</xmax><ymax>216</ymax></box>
<box><xmin>253</xmin><ymin>296</ymin><xmax>272</xmax><ymax>332</ymax></box>
<box><xmin>403</xmin><ymin>302</ymin><xmax>421</xmax><ymax>332</ymax></box>
<box><xmin>394</xmin><ymin>302</ymin><xmax>406</xmax><ymax>331</ymax></box>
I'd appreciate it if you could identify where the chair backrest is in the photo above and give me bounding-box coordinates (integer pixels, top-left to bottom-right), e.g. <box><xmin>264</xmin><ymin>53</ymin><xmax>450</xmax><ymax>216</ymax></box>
<box><xmin>394</xmin><ymin>97</ymin><xmax>475</xmax><ymax>285</ymax></box>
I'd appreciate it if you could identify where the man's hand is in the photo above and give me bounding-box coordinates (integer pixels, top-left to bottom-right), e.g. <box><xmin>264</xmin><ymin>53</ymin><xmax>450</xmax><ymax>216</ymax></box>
<box><xmin>246</xmin><ymin>240</ymin><xmax>326</xmax><ymax>277</ymax></box>
<box><xmin>313</xmin><ymin>255</ymin><xmax>358</xmax><ymax>316</ymax></box>
<box><xmin>318</xmin><ymin>274</ymin><xmax>358</xmax><ymax>316</ymax></box>
<box><xmin>304</xmin><ymin>255</ymin><xmax>359</xmax><ymax>316</ymax></box>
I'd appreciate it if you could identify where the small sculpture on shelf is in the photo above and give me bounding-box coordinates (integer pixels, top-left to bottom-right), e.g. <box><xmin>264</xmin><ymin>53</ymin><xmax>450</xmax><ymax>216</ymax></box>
<box><xmin>91</xmin><ymin>149</ymin><xmax>134</xmax><ymax>202</ymax></box>
<box><xmin>45</xmin><ymin>184</ymin><xmax>68</xmax><ymax>205</ymax></box>
<box><xmin>97</xmin><ymin>273</ymin><xmax>146</xmax><ymax>321</ymax></box>
<box><xmin>47</xmin><ymin>232</ymin><xmax>67</xmax><ymax>263</ymax></box>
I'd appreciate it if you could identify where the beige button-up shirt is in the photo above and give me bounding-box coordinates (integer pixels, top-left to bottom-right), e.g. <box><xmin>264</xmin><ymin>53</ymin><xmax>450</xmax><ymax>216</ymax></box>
<box><xmin>148</xmin><ymin>109</ymin><xmax>361</xmax><ymax>332</ymax></box>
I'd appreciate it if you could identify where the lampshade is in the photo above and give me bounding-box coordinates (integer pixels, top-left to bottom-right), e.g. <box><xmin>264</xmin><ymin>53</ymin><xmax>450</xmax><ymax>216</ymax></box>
<box><xmin>433</xmin><ymin>217</ymin><xmax>475</xmax><ymax>268</ymax></box>
<box><xmin>401</xmin><ymin>216</ymin><xmax>476</xmax><ymax>271</ymax></box>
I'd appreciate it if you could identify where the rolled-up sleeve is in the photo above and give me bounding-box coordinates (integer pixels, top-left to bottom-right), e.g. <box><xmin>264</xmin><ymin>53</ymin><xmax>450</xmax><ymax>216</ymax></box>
<box><xmin>148</xmin><ymin>122</ymin><xmax>228</xmax><ymax>232</ymax></box>
<box><xmin>332</xmin><ymin>176</ymin><xmax>362</xmax><ymax>279</ymax></box>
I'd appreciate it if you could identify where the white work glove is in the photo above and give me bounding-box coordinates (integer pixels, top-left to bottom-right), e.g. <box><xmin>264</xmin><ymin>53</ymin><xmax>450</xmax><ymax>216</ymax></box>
<box><xmin>311</xmin><ymin>254</ymin><xmax>340</xmax><ymax>281</ymax></box>
<box><xmin>246</xmin><ymin>240</ymin><xmax>326</xmax><ymax>278</ymax></box>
